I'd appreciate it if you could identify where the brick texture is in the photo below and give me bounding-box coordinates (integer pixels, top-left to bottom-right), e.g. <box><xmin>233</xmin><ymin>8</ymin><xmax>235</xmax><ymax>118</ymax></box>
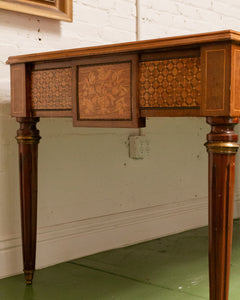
<box><xmin>139</xmin><ymin>0</ymin><xmax>240</xmax><ymax>39</ymax></box>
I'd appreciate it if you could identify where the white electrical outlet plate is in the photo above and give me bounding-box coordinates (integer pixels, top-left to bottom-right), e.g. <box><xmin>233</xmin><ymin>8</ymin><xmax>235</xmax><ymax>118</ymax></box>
<box><xmin>129</xmin><ymin>136</ymin><xmax>150</xmax><ymax>159</ymax></box>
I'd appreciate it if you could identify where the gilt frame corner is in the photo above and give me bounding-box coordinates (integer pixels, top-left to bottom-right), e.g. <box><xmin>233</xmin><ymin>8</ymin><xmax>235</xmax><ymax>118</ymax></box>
<box><xmin>0</xmin><ymin>0</ymin><xmax>73</xmax><ymax>22</ymax></box>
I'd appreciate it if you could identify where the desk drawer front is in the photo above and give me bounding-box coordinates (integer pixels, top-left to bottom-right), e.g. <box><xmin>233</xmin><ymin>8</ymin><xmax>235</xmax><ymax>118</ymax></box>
<box><xmin>31</xmin><ymin>67</ymin><xmax>72</xmax><ymax>110</ymax></box>
<box><xmin>73</xmin><ymin>54</ymin><xmax>145</xmax><ymax>128</ymax></box>
<box><xmin>77</xmin><ymin>62</ymin><xmax>131</xmax><ymax>120</ymax></box>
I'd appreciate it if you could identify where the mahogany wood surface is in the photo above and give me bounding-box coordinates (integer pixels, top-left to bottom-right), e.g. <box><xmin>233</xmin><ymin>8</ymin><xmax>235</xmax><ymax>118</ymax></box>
<box><xmin>16</xmin><ymin>118</ymin><xmax>41</xmax><ymax>285</ymax></box>
<box><xmin>7</xmin><ymin>31</ymin><xmax>240</xmax><ymax>300</ymax></box>
<box><xmin>205</xmin><ymin>117</ymin><xmax>239</xmax><ymax>300</ymax></box>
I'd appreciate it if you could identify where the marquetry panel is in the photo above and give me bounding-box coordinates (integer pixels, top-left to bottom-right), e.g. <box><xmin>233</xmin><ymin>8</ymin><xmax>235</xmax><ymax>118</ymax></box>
<box><xmin>78</xmin><ymin>62</ymin><xmax>131</xmax><ymax>120</ymax></box>
<box><xmin>139</xmin><ymin>57</ymin><xmax>201</xmax><ymax>109</ymax></box>
<box><xmin>31</xmin><ymin>68</ymin><xmax>72</xmax><ymax>110</ymax></box>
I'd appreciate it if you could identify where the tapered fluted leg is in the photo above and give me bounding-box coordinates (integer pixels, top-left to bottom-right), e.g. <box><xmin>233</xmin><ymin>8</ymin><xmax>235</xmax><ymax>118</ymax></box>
<box><xmin>16</xmin><ymin>117</ymin><xmax>41</xmax><ymax>285</ymax></box>
<box><xmin>205</xmin><ymin>117</ymin><xmax>239</xmax><ymax>300</ymax></box>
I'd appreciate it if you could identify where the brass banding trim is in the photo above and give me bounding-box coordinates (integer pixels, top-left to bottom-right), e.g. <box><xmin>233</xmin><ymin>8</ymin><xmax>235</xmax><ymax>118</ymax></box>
<box><xmin>205</xmin><ymin>141</ymin><xmax>239</xmax><ymax>154</ymax></box>
<box><xmin>16</xmin><ymin>136</ymin><xmax>41</xmax><ymax>144</ymax></box>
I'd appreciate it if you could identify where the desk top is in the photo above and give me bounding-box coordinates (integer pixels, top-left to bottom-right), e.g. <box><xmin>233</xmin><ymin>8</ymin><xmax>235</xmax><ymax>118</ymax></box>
<box><xmin>8</xmin><ymin>30</ymin><xmax>240</xmax><ymax>128</ymax></box>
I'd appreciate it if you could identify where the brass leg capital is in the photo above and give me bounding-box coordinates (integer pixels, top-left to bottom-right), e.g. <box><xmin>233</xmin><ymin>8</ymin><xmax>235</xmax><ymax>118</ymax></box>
<box><xmin>15</xmin><ymin>136</ymin><xmax>41</xmax><ymax>144</ymax></box>
<box><xmin>205</xmin><ymin>141</ymin><xmax>239</xmax><ymax>154</ymax></box>
<box><xmin>16</xmin><ymin>117</ymin><xmax>41</xmax><ymax>145</ymax></box>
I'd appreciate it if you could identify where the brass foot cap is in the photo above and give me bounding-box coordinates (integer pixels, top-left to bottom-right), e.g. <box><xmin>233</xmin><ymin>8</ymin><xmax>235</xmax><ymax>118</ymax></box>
<box><xmin>24</xmin><ymin>270</ymin><xmax>34</xmax><ymax>285</ymax></box>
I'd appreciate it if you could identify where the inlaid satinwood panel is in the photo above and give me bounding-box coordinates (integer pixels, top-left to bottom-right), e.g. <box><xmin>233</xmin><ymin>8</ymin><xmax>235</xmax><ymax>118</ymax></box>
<box><xmin>73</xmin><ymin>54</ymin><xmax>144</xmax><ymax>128</ymax></box>
<box><xmin>139</xmin><ymin>57</ymin><xmax>201</xmax><ymax>109</ymax></box>
<box><xmin>31</xmin><ymin>68</ymin><xmax>72</xmax><ymax>110</ymax></box>
<box><xmin>77</xmin><ymin>62</ymin><xmax>132</xmax><ymax>120</ymax></box>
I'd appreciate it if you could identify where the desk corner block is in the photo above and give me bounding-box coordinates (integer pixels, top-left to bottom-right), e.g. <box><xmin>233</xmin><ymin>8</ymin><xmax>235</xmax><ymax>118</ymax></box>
<box><xmin>16</xmin><ymin>117</ymin><xmax>41</xmax><ymax>285</ymax></box>
<box><xmin>10</xmin><ymin>64</ymin><xmax>31</xmax><ymax>118</ymax></box>
<box><xmin>205</xmin><ymin>116</ymin><xmax>239</xmax><ymax>300</ymax></box>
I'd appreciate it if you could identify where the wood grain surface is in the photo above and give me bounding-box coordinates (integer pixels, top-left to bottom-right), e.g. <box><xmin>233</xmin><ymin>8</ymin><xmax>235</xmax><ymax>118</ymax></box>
<box><xmin>206</xmin><ymin>117</ymin><xmax>239</xmax><ymax>300</ymax></box>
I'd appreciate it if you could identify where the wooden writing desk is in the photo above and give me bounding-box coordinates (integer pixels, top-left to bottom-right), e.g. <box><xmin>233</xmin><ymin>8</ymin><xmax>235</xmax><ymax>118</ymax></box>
<box><xmin>7</xmin><ymin>30</ymin><xmax>240</xmax><ymax>300</ymax></box>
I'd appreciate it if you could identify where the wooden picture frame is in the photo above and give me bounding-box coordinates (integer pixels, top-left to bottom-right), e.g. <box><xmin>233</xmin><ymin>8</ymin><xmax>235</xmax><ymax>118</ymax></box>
<box><xmin>0</xmin><ymin>0</ymin><xmax>72</xmax><ymax>22</ymax></box>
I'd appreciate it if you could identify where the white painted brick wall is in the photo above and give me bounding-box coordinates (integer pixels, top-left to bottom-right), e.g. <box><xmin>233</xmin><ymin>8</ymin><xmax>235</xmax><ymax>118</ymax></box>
<box><xmin>139</xmin><ymin>0</ymin><xmax>240</xmax><ymax>39</ymax></box>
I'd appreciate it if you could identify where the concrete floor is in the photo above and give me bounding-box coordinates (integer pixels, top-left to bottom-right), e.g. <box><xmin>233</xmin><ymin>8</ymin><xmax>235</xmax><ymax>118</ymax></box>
<box><xmin>1</xmin><ymin>220</ymin><xmax>240</xmax><ymax>299</ymax></box>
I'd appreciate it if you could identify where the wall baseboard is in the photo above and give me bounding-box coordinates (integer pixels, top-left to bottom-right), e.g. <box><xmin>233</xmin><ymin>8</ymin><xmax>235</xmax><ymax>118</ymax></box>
<box><xmin>0</xmin><ymin>195</ymin><xmax>211</xmax><ymax>279</ymax></box>
<box><xmin>1</xmin><ymin>195</ymin><xmax>239</xmax><ymax>279</ymax></box>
